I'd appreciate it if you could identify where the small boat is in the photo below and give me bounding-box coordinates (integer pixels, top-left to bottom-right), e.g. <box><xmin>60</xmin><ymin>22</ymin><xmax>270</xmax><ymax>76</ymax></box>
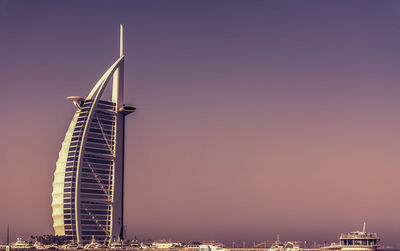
<box><xmin>61</xmin><ymin>240</ymin><xmax>81</xmax><ymax>250</ymax></box>
<box><xmin>83</xmin><ymin>235</ymin><xmax>107</xmax><ymax>250</ymax></box>
<box><xmin>110</xmin><ymin>237</ymin><xmax>127</xmax><ymax>250</ymax></box>
<box><xmin>33</xmin><ymin>241</ymin><xmax>46</xmax><ymax>249</ymax></box>
<box><xmin>12</xmin><ymin>238</ymin><xmax>33</xmax><ymax>249</ymax></box>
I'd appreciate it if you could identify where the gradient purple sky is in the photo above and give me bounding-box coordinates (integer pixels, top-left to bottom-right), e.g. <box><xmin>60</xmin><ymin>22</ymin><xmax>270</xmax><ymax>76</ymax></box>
<box><xmin>1</xmin><ymin>0</ymin><xmax>400</xmax><ymax>246</ymax></box>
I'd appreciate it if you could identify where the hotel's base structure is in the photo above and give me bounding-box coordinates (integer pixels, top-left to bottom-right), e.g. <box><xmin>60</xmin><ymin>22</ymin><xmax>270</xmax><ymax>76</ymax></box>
<box><xmin>51</xmin><ymin>25</ymin><xmax>135</xmax><ymax>245</ymax></box>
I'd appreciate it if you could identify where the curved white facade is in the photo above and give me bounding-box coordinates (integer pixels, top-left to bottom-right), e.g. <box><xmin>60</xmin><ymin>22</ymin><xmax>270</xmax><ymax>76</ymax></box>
<box><xmin>52</xmin><ymin>112</ymin><xmax>80</xmax><ymax>236</ymax></box>
<box><xmin>51</xmin><ymin>25</ymin><xmax>134</xmax><ymax>245</ymax></box>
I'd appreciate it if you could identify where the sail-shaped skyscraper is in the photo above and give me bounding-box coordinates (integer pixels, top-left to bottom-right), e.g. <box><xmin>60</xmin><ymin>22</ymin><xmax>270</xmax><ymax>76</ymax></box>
<box><xmin>51</xmin><ymin>25</ymin><xmax>135</xmax><ymax>245</ymax></box>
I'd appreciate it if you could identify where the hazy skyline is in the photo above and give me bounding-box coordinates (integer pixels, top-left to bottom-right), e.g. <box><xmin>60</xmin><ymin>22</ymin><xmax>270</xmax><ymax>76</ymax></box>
<box><xmin>0</xmin><ymin>0</ymin><xmax>400</xmax><ymax>246</ymax></box>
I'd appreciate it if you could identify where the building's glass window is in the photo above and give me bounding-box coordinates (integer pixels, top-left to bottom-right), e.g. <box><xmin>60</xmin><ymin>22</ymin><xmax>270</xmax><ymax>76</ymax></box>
<box><xmin>81</xmin><ymin>220</ymin><xmax>108</xmax><ymax>225</ymax></box>
<box><xmin>80</xmin><ymin>226</ymin><xmax>104</xmax><ymax>230</ymax></box>
<box><xmin>90</xmin><ymin>123</ymin><xmax>113</xmax><ymax>131</ymax></box>
<box><xmin>81</xmin><ymin>173</ymin><xmax>110</xmax><ymax>180</ymax></box>
<box><xmin>87</xmin><ymin>132</ymin><xmax>113</xmax><ymax>141</ymax></box>
<box><xmin>81</xmin><ymin>231</ymin><xmax>107</xmax><ymax>236</ymax></box>
<box><xmin>97</xmin><ymin>104</ymin><xmax>114</xmax><ymax>110</ymax></box>
<box><xmin>85</xmin><ymin>142</ymin><xmax>113</xmax><ymax>151</ymax></box>
<box><xmin>89</xmin><ymin>128</ymin><xmax>113</xmax><ymax>135</ymax></box>
<box><xmin>80</xmin><ymin>183</ymin><xmax>110</xmax><ymax>190</ymax></box>
<box><xmin>64</xmin><ymin>187</ymin><xmax>75</xmax><ymax>192</ymax></box>
<box><xmin>66</xmin><ymin>162</ymin><xmax>76</xmax><ymax>167</ymax></box>
<box><xmin>81</xmin><ymin>204</ymin><xmax>109</xmax><ymax>210</ymax></box>
<box><xmin>80</xmin><ymin>194</ymin><xmax>108</xmax><ymax>200</ymax></box>
<box><xmin>85</xmin><ymin>148</ymin><xmax>111</xmax><ymax>155</ymax></box>
<box><xmin>81</xmin><ymin>168</ymin><xmax>110</xmax><ymax>175</ymax></box>
<box><xmin>86</xmin><ymin>137</ymin><xmax>108</xmax><ymax>145</ymax></box>
<box><xmin>67</xmin><ymin>157</ymin><xmax>78</xmax><ymax>162</ymax></box>
<box><xmin>99</xmin><ymin>119</ymin><xmax>114</xmax><ymax>125</ymax></box>
<box><xmin>70</xmin><ymin>141</ymin><xmax>79</xmax><ymax>146</ymax></box>
<box><xmin>68</xmin><ymin>146</ymin><xmax>80</xmax><ymax>151</ymax></box>
<box><xmin>82</xmin><ymin>162</ymin><xmax>111</xmax><ymax>170</ymax></box>
<box><xmin>94</xmin><ymin>113</ymin><xmax>115</xmax><ymax>121</ymax></box>
<box><xmin>80</xmin><ymin>209</ymin><xmax>109</xmax><ymax>215</ymax></box>
<box><xmin>75</xmin><ymin>122</ymin><xmax>85</xmax><ymax>127</ymax></box>
<box><xmin>84</xmin><ymin>157</ymin><xmax>113</xmax><ymax>165</ymax></box>
<box><xmin>98</xmin><ymin>100</ymin><xmax>115</xmax><ymax>106</ymax></box>
<box><xmin>64</xmin><ymin>204</ymin><xmax>73</xmax><ymax>209</ymax></box>
<box><xmin>80</xmin><ymin>189</ymin><xmax>106</xmax><ymax>195</ymax></box>
<box><xmin>80</xmin><ymin>178</ymin><xmax>98</xmax><ymax>184</ymax></box>
<box><xmin>73</xmin><ymin>126</ymin><xmax>84</xmax><ymax>131</ymax></box>
<box><xmin>80</xmin><ymin>214</ymin><xmax>108</xmax><ymax>220</ymax></box>
<box><xmin>71</xmin><ymin>136</ymin><xmax>83</xmax><ymax>141</ymax></box>
<box><xmin>72</xmin><ymin>132</ymin><xmax>82</xmax><ymax>137</ymax></box>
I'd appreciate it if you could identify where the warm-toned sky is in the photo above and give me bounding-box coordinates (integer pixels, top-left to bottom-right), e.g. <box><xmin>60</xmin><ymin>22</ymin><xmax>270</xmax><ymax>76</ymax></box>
<box><xmin>0</xmin><ymin>0</ymin><xmax>400</xmax><ymax>246</ymax></box>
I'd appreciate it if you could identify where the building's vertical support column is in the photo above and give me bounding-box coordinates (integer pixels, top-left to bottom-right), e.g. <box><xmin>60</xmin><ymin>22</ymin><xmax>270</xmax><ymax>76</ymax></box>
<box><xmin>120</xmin><ymin>113</ymin><xmax>126</xmax><ymax>240</ymax></box>
<box><xmin>112</xmin><ymin>109</ymin><xmax>124</xmax><ymax>241</ymax></box>
<box><xmin>6</xmin><ymin>224</ymin><xmax>9</xmax><ymax>246</ymax></box>
<box><xmin>111</xmin><ymin>24</ymin><xmax>125</xmax><ymax>242</ymax></box>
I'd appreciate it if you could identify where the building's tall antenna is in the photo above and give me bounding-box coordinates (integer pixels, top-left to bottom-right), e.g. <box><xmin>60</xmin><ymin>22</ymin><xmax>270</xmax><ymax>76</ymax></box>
<box><xmin>120</xmin><ymin>24</ymin><xmax>124</xmax><ymax>57</ymax></box>
<box><xmin>362</xmin><ymin>222</ymin><xmax>366</xmax><ymax>233</ymax></box>
<box><xmin>112</xmin><ymin>24</ymin><xmax>124</xmax><ymax>107</ymax></box>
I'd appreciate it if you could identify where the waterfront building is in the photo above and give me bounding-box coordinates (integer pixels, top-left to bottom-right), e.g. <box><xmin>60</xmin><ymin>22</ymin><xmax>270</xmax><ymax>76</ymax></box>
<box><xmin>320</xmin><ymin>223</ymin><xmax>380</xmax><ymax>251</ymax></box>
<box><xmin>51</xmin><ymin>25</ymin><xmax>135</xmax><ymax>244</ymax></box>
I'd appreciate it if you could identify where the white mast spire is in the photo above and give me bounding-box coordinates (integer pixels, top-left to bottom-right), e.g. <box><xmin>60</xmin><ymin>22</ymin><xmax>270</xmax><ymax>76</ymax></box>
<box><xmin>120</xmin><ymin>24</ymin><xmax>124</xmax><ymax>57</ymax></box>
<box><xmin>112</xmin><ymin>24</ymin><xmax>124</xmax><ymax>108</ymax></box>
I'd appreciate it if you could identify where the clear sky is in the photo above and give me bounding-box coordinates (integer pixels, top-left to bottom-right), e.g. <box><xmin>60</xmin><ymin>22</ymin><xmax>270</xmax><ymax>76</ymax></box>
<box><xmin>0</xmin><ymin>0</ymin><xmax>400</xmax><ymax>246</ymax></box>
